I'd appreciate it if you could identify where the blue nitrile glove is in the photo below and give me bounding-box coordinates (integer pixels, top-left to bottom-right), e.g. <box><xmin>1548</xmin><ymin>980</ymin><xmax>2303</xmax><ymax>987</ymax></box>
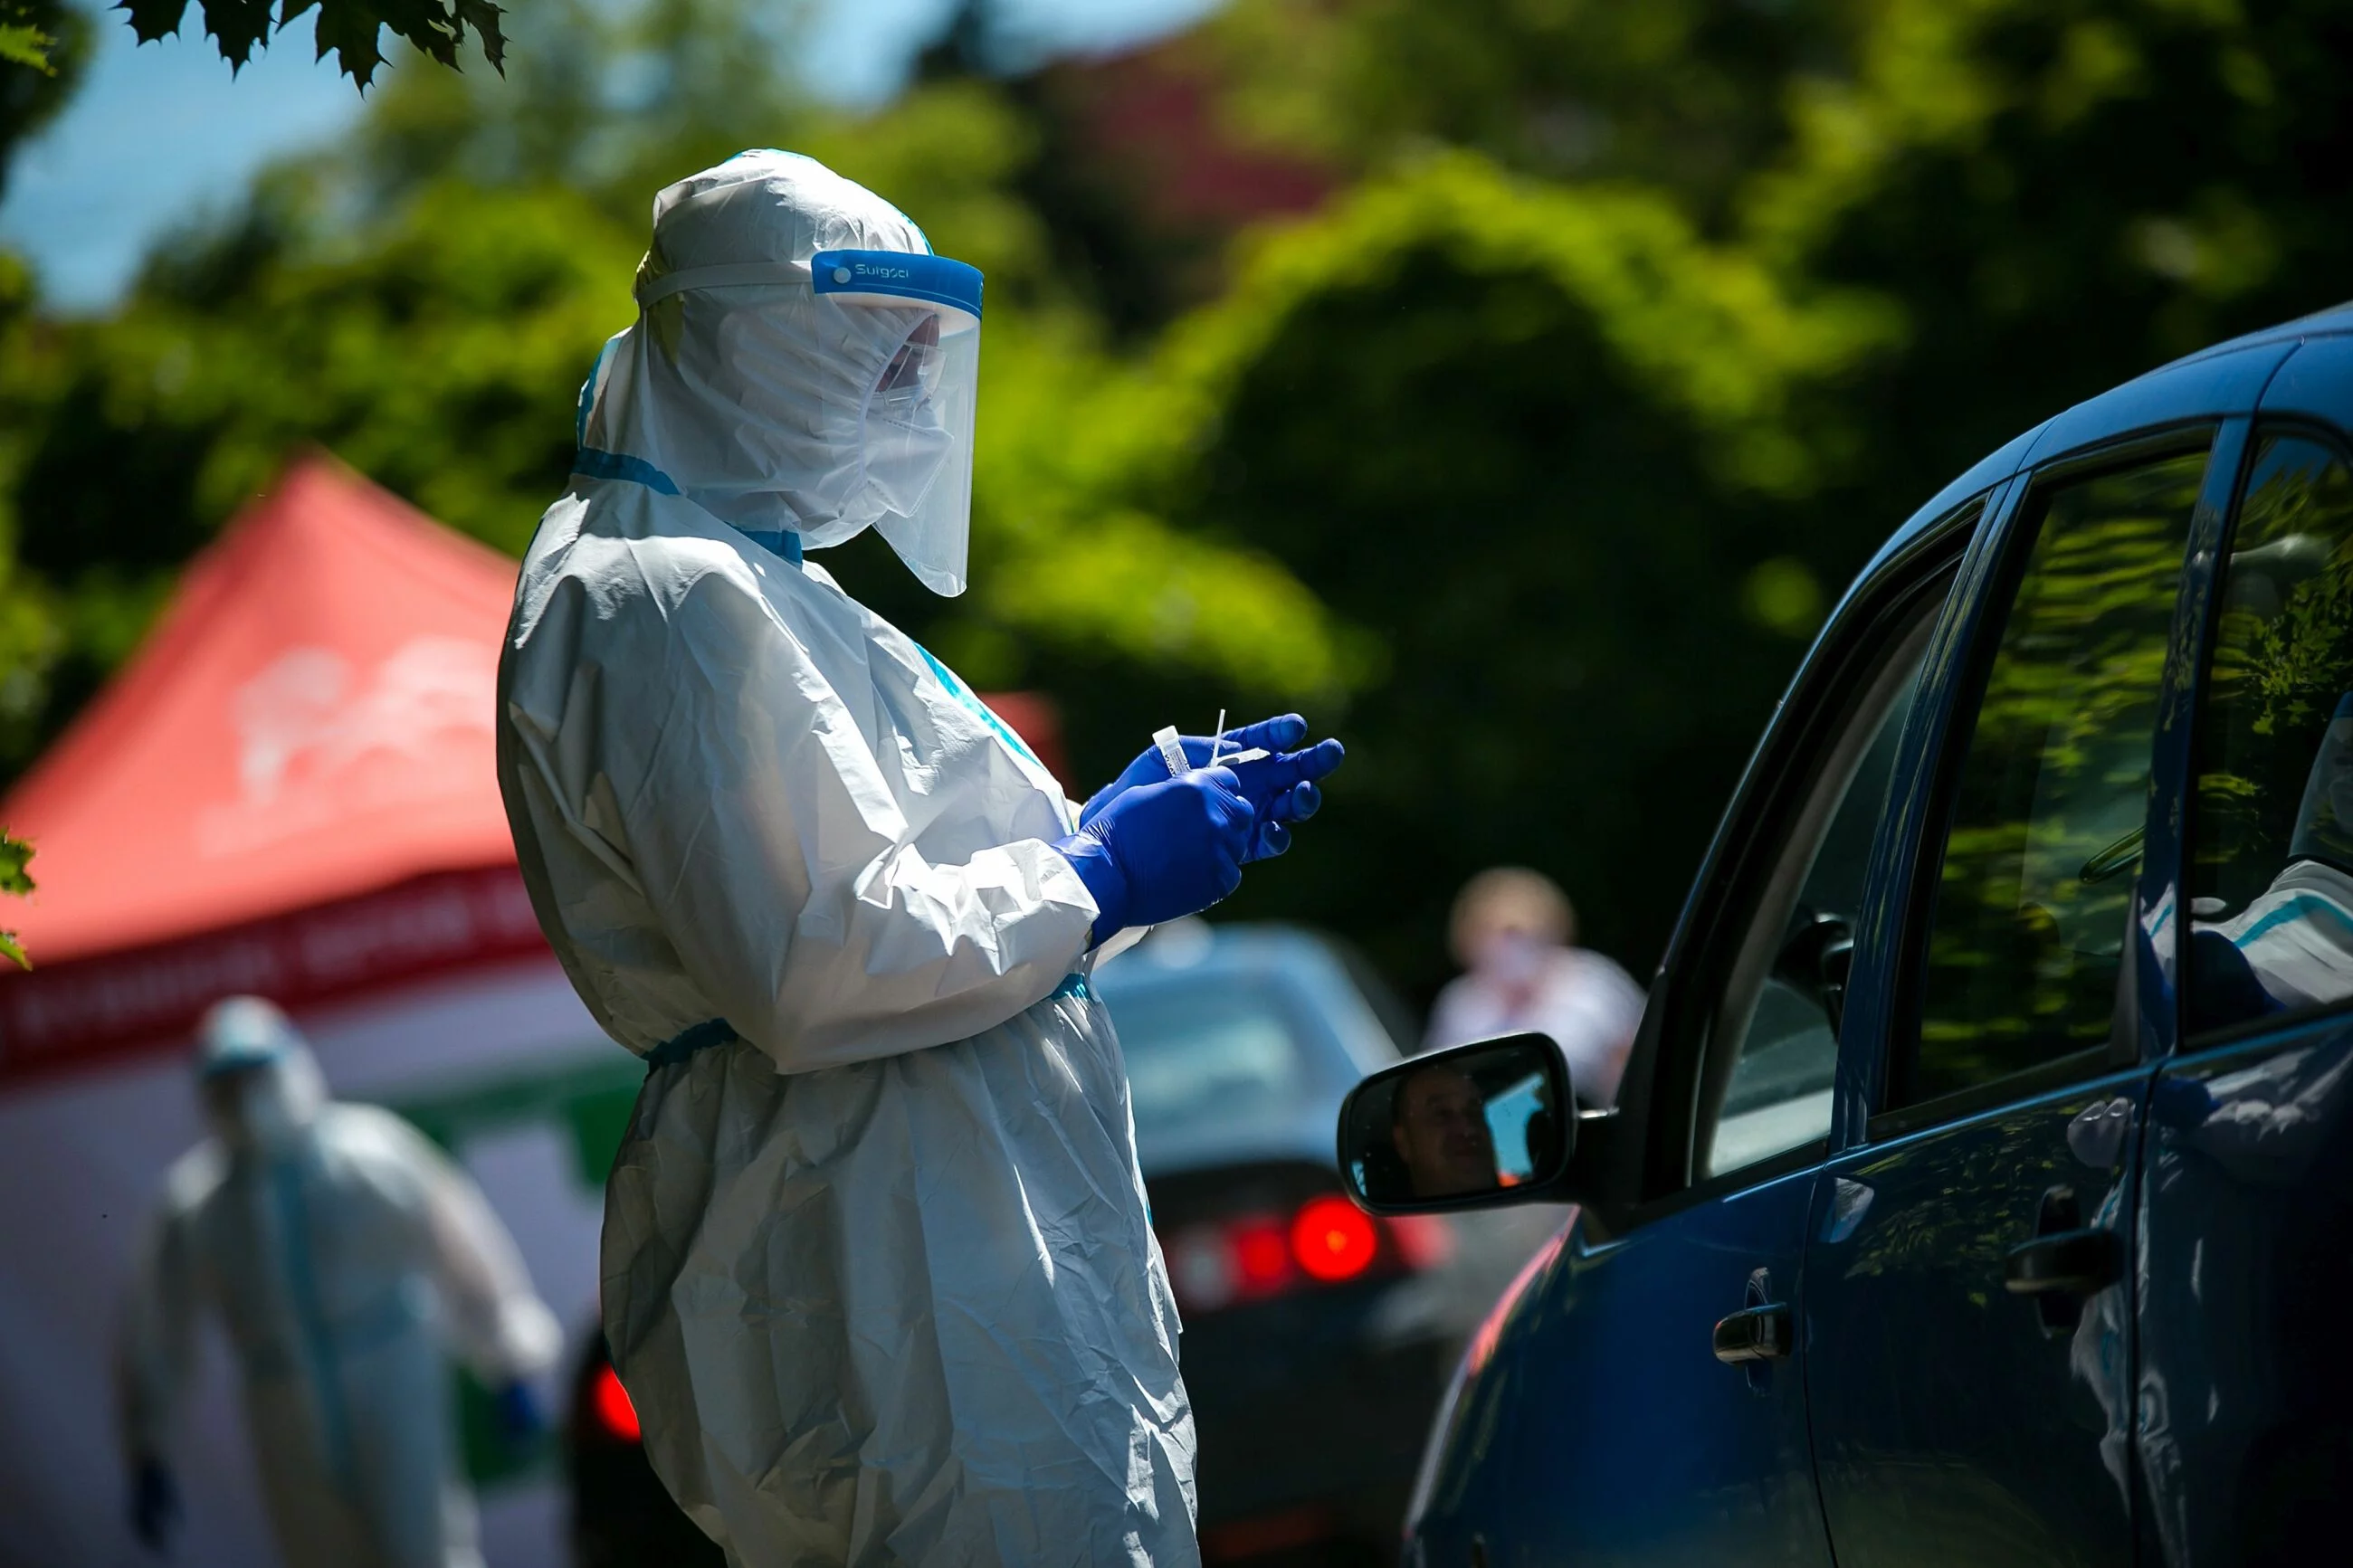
<box><xmin>1081</xmin><ymin>715</ymin><xmax>1346</xmax><ymax>862</ymax></box>
<box><xmin>129</xmin><ymin>1455</ymin><xmax>177</xmax><ymax>1553</ymax></box>
<box><xmin>492</xmin><ymin>1378</ymin><xmax>546</xmax><ymax>1444</ymax></box>
<box><xmin>1057</xmin><ymin>769</ymin><xmax>1254</xmax><ymax>943</ymax></box>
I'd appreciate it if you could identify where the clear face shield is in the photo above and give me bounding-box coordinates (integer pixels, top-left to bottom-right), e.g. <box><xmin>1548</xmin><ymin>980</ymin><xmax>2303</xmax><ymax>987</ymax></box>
<box><xmin>814</xmin><ymin>251</ymin><xmax>983</xmax><ymax>596</ymax></box>
<box><xmin>630</xmin><ymin>247</ymin><xmax>986</xmax><ymax>594</ymax></box>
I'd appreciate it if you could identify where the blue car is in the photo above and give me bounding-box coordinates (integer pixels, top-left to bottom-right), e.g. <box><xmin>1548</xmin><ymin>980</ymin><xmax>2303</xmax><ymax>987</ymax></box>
<box><xmin>1337</xmin><ymin>305</ymin><xmax>2353</xmax><ymax>1568</ymax></box>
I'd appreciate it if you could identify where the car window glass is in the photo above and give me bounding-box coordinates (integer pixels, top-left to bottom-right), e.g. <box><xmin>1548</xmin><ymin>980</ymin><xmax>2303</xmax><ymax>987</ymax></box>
<box><xmin>2188</xmin><ymin>432</ymin><xmax>2353</xmax><ymax>1034</ymax></box>
<box><xmin>1700</xmin><ymin>597</ymin><xmax>1939</xmax><ymax>1180</ymax></box>
<box><xmin>1906</xmin><ymin>446</ymin><xmax>2208</xmax><ymax>1107</ymax></box>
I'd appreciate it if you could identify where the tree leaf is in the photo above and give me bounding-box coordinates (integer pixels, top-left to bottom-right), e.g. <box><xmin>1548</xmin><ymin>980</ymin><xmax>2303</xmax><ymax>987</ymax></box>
<box><xmin>0</xmin><ymin>20</ymin><xmax>53</xmax><ymax>70</ymax></box>
<box><xmin>0</xmin><ymin>832</ymin><xmax>34</xmax><ymax>897</ymax></box>
<box><xmin>196</xmin><ymin>0</ymin><xmax>276</xmax><ymax>69</ymax></box>
<box><xmin>0</xmin><ymin>931</ymin><xmax>27</xmax><ymax>971</ymax></box>
<box><xmin>454</xmin><ymin>0</ymin><xmax>500</xmax><ymax>72</ymax></box>
<box><xmin>308</xmin><ymin>0</ymin><xmax>385</xmax><ymax>86</ymax></box>
<box><xmin>113</xmin><ymin>0</ymin><xmax>190</xmax><ymax>46</ymax></box>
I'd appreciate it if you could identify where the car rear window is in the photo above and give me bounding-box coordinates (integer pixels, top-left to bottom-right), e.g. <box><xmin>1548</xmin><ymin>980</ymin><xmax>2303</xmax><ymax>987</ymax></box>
<box><xmin>1100</xmin><ymin>979</ymin><xmax>1310</xmax><ymax>1137</ymax></box>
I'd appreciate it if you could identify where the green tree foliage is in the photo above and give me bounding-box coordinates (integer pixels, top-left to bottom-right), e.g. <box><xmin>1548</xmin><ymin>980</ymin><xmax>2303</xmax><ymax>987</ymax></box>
<box><xmin>1130</xmin><ymin>0</ymin><xmax>2353</xmax><ymax>995</ymax></box>
<box><xmin>1208</xmin><ymin>0</ymin><xmax>1826</xmax><ymax>226</ymax></box>
<box><xmin>0</xmin><ymin>0</ymin><xmax>62</xmax><ymax>69</ymax></box>
<box><xmin>0</xmin><ymin>0</ymin><xmax>1356</xmax><ymax>794</ymax></box>
<box><xmin>0</xmin><ymin>826</ymin><xmax>29</xmax><ymax>967</ymax></box>
<box><xmin>1043</xmin><ymin>153</ymin><xmax>1896</xmax><ymax>979</ymax></box>
<box><xmin>114</xmin><ymin>0</ymin><xmax>503</xmax><ymax>85</ymax></box>
<box><xmin>1</xmin><ymin>0</ymin><xmax>88</xmax><ymax>195</ymax></box>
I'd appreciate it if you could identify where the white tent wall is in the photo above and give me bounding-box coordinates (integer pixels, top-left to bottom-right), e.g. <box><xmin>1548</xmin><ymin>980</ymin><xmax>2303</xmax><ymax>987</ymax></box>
<box><xmin>0</xmin><ymin>954</ymin><xmax>630</xmax><ymax>1568</ymax></box>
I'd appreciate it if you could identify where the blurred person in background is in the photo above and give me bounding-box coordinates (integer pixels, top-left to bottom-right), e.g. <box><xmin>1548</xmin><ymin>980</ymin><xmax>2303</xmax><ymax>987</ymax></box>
<box><xmin>116</xmin><ymin>996</ymin><xmax>560</xmax><ymax>1566</ymax></box>
<box><xmin>1426</xmin><ymin>867</ymin><xmax>1645</xmax><ymax>1105</ymax></box>
<box><xmin>498</xmin><ymin>151</ymin><xmax>1341</xmax><ymax>1565</ymax></box>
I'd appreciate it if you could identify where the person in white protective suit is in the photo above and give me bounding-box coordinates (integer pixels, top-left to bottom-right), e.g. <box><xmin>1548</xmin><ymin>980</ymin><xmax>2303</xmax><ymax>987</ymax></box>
<box><xmin>116</xmin><ymin>995</ymin><xmax>562</xmax><ymax>1567</ymax></box>
<box><xmin>2195</xmin><ymin>693</ymin><xmax>2353</xmax><ymax>1021</ymax></box>
<box><xmin>495</xmin><ymin>149</ymin><xmax>1345</xmax><ymax>1566</ymax></box>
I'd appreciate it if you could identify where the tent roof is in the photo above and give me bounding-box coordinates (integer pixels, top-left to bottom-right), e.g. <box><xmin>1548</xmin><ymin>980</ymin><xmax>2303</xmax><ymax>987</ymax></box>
<box><xmin>1</xmin><ymin>455</ymin><xmax>521</xmax><ymax>964</ymax></box>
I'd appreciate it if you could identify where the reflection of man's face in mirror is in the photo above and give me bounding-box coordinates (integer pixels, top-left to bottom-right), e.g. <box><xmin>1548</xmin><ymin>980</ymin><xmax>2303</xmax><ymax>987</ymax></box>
<box><xmin>1390</xmin><ymin>1065</ymin><xmax>1498</xmax><ymax>1197</ymax></box>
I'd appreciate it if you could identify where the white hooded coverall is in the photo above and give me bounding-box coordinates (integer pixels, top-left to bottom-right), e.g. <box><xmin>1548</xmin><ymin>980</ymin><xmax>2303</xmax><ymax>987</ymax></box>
<box><xmin>117</xmin><ymin>1023</ymin><xmax>561</xmax><ymax>1568</ymax></box>
<box><xmin>496</xmin><ymin>152</ymin><xmax>1198</xmax><ymax>1564</ymax></box>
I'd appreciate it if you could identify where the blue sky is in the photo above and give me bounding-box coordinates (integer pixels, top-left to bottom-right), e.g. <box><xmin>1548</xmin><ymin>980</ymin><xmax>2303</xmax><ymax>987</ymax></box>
<box><xmin>0</xmin><ymin>0</ymin><xmax>1216</xmax><ymax>312</ymax></box>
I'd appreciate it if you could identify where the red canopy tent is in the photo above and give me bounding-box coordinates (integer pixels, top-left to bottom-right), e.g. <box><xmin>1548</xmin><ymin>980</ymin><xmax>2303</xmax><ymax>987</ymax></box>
<box><xmin>0</xmin><ymin>455</ymin><xmax>549</xmax><ymax>1081</ymax></box>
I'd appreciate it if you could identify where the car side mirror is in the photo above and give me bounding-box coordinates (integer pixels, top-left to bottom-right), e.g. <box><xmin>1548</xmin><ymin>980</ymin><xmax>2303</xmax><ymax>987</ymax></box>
<box><xmin>1336</xmin><ymin>1031</ymin><xmax>1577</xmax><ymax>1215</ymax></box>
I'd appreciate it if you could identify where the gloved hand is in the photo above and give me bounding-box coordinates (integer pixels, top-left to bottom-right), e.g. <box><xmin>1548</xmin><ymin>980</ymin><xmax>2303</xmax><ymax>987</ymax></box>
<box><xmin>491</xmin><ymin>1378</ymin><xmax>546</xmax><ymax>1445</ymax></box>
<box><xmin>1081</xmin><ymin>714</ymin><xmax>1346</xmax><ymax>861</ymax></box>
<box><xmin>129</xmin><ymin>1454</ymin><xmax>177</xmax><ymax>1554</ymax></box>
<box><xmin>1057</xmin><ymin>769</ymin><xmax>1253</xmax><ymax>944</ymax></box>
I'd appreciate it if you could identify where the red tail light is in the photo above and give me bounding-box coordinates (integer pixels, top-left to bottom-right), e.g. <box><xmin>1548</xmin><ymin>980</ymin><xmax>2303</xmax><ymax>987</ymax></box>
<box><xmin>590</xmin><ymin>1362</ymin><xmax>643</xmax><ymax>1442</ymax></box>
<box><xmin>1163</xmin><ymin>1194</ymin><xmax>1449</xmax><ymax>1313</ymax></box>
<box><xmin>1291</xmin><ymin>1196</ymin><xmax>1378</xmax><ymax>1281</ymax></box>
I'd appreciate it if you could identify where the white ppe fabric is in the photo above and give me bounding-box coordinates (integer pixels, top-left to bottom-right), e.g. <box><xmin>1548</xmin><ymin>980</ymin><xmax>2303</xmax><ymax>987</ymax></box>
<box><xmin>117</xmin><ymin>1037</ymin><xmax>562</xmax><ymax>1568</ymax></box>
<box><xmin>2189</xmin><ymin>698</ymin><xmax>2353</xmax><ymax>1009</ymax></box>
<box><xmin>2211</xmin><ymin>860</ymin><xmax>2353</xmax><ymax>1009</ymax></box>
<box><xmin>496</xmin><ymin>475</ymin><xmax>1198</xmax><ymax>1564</ymax></box>
<box><xmin>583</xmin><ymin>149</ymin><xmax>979</xmax><ymax>595</ymax></box>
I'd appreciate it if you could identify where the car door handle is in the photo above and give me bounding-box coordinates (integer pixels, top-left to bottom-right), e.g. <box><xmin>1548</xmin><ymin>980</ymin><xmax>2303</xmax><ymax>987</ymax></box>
<box><xmin>2003</xmin><ymin>1228</ymin><xmax>2121</xmax><ymax>1297</ymax></box>
<box><xmin>1712</xmin><ymin>1303</ymin><xmax>1792</xmax><ymax>1364</ymax></box>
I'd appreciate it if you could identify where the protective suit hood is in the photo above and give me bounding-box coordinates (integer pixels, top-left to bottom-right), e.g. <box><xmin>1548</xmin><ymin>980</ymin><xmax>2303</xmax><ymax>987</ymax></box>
<box><xmin>577</xmin><ymin>149</ymin><xmax>984</xmax><ymax>595</ymax></box>
<box><xmin>195</xmin><ymin>996</ymin><xmax>323</xmax><ymax>1157</ymax></box>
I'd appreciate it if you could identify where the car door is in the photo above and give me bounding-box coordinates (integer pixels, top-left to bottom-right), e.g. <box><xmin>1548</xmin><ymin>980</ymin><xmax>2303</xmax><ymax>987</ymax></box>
<box><xmin>2139</xmin><ymin>337</ymin><xmax>2353</xmax><ymax>1566</ymax></box>
<box><xmin>1404</xmin><ymin>522</ymin><xmax>1967</xmax><ymax>1568</ymax></box>
<box><xmin>1801</xmin><ymin>427</ymin><xmax>2237</xmax><ymax>1567</ymax></box>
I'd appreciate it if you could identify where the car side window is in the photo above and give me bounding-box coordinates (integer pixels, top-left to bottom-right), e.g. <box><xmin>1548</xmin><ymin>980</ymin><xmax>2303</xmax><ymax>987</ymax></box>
<box><xmin>1901</xmin><ymin>444</ymin><xmax>2210</xmax><ymax>1108</ymax></box>
<box><xmin>1697</xmin><ymin>593</ymin><xmax>1939</xmax><ymax>1179</ymax></box>
<box><xmin>2188</xmin><ymin>432</ymin><xmax>2353</xmax><ymax>1034</ymax></box>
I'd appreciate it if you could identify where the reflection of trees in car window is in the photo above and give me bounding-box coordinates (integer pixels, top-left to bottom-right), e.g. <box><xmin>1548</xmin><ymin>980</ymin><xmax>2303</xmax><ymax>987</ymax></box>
<box><xmin>1912</xmin><ymin>449</ymin><xmax>2206</xmax><ymax>1104</ymax></box>
<box><xmin>2191</xmin><ymin>434</ymin><xmax>2353</xmax><ymax>1032</ymax></box>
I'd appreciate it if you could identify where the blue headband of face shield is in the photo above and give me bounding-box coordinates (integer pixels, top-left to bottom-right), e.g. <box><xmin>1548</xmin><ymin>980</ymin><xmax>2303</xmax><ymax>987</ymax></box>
<box><xmin>634</xmin><ymin>250</ymin><xmax>984</xmax><ymax>326</ymax></box>
<box><xmin>810</xmin><ymin>251</ymin><xmax>983</xmax><ymax>323</ymax></box>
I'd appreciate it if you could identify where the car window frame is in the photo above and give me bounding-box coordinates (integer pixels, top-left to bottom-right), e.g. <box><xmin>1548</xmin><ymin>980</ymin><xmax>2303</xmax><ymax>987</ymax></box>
<box><xmin>1588</xmin><ymin>504</ymin><xmax>1980</xmax><ymax>1235</ymax></box>
<box><xmin>1693</xmin><ymin>603</ymin><xmax>1941</xmax><ymax>1183</ymax></box>
<box><xmin>1868</xmin><ymin>423</ymin><xmax>2231</xmax><ymax>1139</ymax></box>
<box><xmin>2174</xmin><ymin>416</ymin><xmax>2353</xmax><ymax>1056</ymax></box>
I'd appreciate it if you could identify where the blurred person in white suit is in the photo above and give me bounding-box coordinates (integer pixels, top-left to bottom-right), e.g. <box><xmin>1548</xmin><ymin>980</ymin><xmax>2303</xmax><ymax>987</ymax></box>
<box><xmin>117</xmin><ymin>995</ymin><xmax>560</xmax><ymax>1567</ymax></box>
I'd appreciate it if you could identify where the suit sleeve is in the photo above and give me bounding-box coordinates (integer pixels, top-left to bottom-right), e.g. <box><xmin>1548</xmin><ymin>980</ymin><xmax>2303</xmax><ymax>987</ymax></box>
<box><xmin>115</xmin><ymin>1187</ymin><xmax>202</xmax><ymax>1466</ymax></box>
<box><xmin>508</xmin><ymin>569</ymin><xmax>1097</xmax><ymax>1072</ymax></box>
<box><xmin>395</xmin><ymin>1121</ymin><xmax>562</xmax><ymax>1383</ymax></box>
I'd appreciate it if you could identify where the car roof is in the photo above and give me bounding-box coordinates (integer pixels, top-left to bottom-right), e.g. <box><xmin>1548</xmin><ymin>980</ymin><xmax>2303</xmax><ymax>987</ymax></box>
<box><xmin>1856</xmin><ymin>301</ymin><xmax>2353</xmax><ymax>586</ymax></box>
<box><xmin>2172</xmin><ymin>298</ymin><xmax>2353</xmax><ymax>365</ymax></box>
